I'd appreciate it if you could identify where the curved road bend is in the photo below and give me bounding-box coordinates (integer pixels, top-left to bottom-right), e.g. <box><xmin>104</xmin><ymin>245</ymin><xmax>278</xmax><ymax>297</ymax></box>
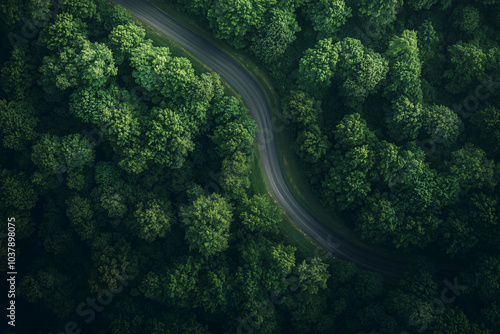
<box><xmin>115</xmin><ymin>0</ymin><xmax>411</xmax><ymax>280</ymax></box>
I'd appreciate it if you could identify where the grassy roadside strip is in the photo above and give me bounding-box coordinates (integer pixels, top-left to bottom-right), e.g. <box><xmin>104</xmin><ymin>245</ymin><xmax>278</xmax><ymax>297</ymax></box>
<box><xmin>143</xmin><ymin>0</ymin><xmax>419</xmax><ymax>262</ymax></box>
<box><xmin>249</xmin><ymin>142</ymin><xmax>336</xmax><ymax>262</ymax></box>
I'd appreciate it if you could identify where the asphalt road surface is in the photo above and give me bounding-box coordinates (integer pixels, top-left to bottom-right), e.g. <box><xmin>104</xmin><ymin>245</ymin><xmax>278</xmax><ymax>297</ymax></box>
<box><xmin>115</xmin><ymin>0</ymin><xmax>413</xmax><ymax>280</ymax></box>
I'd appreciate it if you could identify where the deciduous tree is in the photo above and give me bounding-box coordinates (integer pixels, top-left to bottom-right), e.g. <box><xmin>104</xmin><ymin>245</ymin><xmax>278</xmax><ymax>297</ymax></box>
<box><xmin>239</xmin><ymin>194</ymin><xmax>281</xmax><ymax>234</ymax></box>
<box><xmin>38</xmin><ymin>13</ymin><xmax>88</xmax><ymax>51</ymax></box>
<box><xmin>0</xmin><ymin>100</ymin><xmax>38</xmax><ymax>151</ymax></box>
<box><xmin>0</xmin><ymin>45</ymin><xmax>34</xmax><ymax>100</ymax></box>
<box><xmin>251</xmin><ymin>9</ymin><xmax>300</xmax><ymax>63</ymax></box>
<box><xmin>421</xmin><ymin>104</ymin><xmax>462</xmax><ymax>147</ymax></box>
<box><xmin>384</xmin><ymin>30</ymin><xmax>423</xmax><ymax>104</ymax></box>
<box><xmin>39</xmin><ymin>37</ymin><xmax>117</xmax><ymax>94</ymax></box>
<box><xmin>447</xmin><ymin>143</ymin><xmax>496</xmax><ymax>193</ymax></box>
<box><xmin>452</xmin><ymin>5</ymin><xmax>481</xmax><ymax>33</ymax></box>
<box><xmin>180</xmin><ymin>194</ymin><xmax>233</xmax><ymax>257</ymax></box>
<box><xmin>66</xmin><ymin>195</ymin><xmax>97</xmax><ymax>240</ymax></box>
<box><xmin>355</xmin><ymin>0</ymin><xmax>402</xmax><ymax>26</ymax></box>
<box><xmin>444</xmin><ymin>41</ymin><xmax>488</xmax><ymax>93</ymax></box>
<box><xmin>297</xmin><ymin>38</ymin><xmax>338</xmax><ymax>92</ymax></box>
<box><xmin>133</xmin><ymin>199</ymin><xmax>174</xmax><ymax>242</ymax></box>
<box><xmin>146</xmin><ymin>107</ymin><xmax>194</xmax><ymax>168</ymax></box>
<box><xmin>306</xmin><ymin>0</ymin><xmax>352</xmax><ymax>36</ymax></box>
<box><xmin>297</xmin><ymin>257</ymin><xmax>330</xmax><ymax>295</ymax></box>
<box><xmin>386</xmin><ymin>95</ymin><xmax>424</xmax><ymax>141</ymax></box>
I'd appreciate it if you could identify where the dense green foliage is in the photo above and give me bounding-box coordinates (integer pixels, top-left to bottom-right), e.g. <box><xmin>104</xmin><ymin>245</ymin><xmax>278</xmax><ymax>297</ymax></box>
<box><xmin>1</xmin><ymin>0</ymin><xmax>499</xmax><ymax>333</ymax></box>
<box><xmin>166</xmin><ymin>0</ymin><xmax>498</xmax><ymax>332</ymax></box>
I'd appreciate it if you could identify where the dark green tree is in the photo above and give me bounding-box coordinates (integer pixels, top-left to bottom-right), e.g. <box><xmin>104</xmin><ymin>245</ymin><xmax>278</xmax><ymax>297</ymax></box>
<box><xmin>297</xmin><ymin>38</ymin><xmax>339</xmax><ymax>92</ymax></box>
<box><xmin>452</xmin><ymin>5</ymin><xmax>481</xmax><ymax>33</ymax></box>
<box><xmin>429</xmin><ymin>308</ymin><xmax>486</xmax><ymax>334</ymax></box>
<box><xmin>282</xmin><ymin>90</ymin><xmax>322</xmax><ymax>132</ymax></box>
<box><xmin>447</xmin><ymin>143</ymin><xmax>496</xmax><ymax>193</ymax></box>
<box><xmin>0</xmin><ymin>100</ymin><xmax>38</xmax><ymax>151</ymax></box>
<box><xmin>333</xmin><ymin>38</ymin><xmax>389</xmax><ymax>107</ymax></box>
<box><xmin>384</xmin><ymin>30</ymin><xmax>423</xmax><ymax>104</ymax></box>
<box><xmin>66</xmin><ymin>195</ymin><xmax>97</xmax><ymax>240</ymax></box>
<box><xmin>146</xmin><ymin>107</ymin><xmax>194</xmax><ymax>168</ymax></box>
<box><xmin>444</xmin><ymin>41</ymin><xmax>488</xmax><ymax>93</ymax></box>
<box><xmin>180</xmin><ymin>194</ymin><xmax>233</xmax><ymax>258</ymax></box>
<box><xmin>239</xmin><ymin>194</ymin><xmax>281</xmax><ymax>234</ymax></box>
<box><xmin>386</xmin><ymin>95</ymin><xmax>424</xmax><ymax>141</ymax></box>
<box><xmin>211</xmin><ymin>121</ymin><xmax>256</xmax><ymax>158</ymax></box>
<box><xmin>31</xmin><ymin>133</ymin><xmax>95</xmax><ymax>184</ymax></box>
<box><xmin>295</xmin><ymin>124</ymin><xmax>329</xmax><ymax>164</ymax></box>
<box><xmin>205</xmin><ymin>0</ymin><xmax>271</xmax><ymax>48</ymax></box>
<box><xmin>19</xmin><ymin>268</ymin><xmax>75</xmax><ymax>318</ymax></box>
<box><xmin>408</xmin><ymin>0</ymin><xmax>439</xmax><ymax>11</ymax></box>
<box><xmin>0</xmin><ymin>45</ymin><xmax>34</xmax><ymax>100</ymax></box>
<box><xmin>133</xmin><ymin>199</ymin><xmax>174</xmax><ymax>242</ymax></box>
<box><xmin>306</xmin><ymin>0</ymin><xmax>352</xmax><ymax>35</ymax></box>
<box><xmin>297</xmin><ymin>257</ymin><xmax>330</xmax><ymax>295</ymax></box>
<box><xmin>421</xmin><ymin>105</ymin><xmax>462</xmax><ymax>147</ymax></box>
<box><xmin>356</xmin><ymin>0</ymin><xmax>402</xmax><ymax>26</ymax></box>
<box><xmin>471</xmin><ymin>105</ymin><xmax>500</xmax><ymax>156</ymax></box>
<box><xmin>60</xmin><ymin>0</ymin><xmax>97</xmax><ymax>20</ymax></box>
<box><xmin>250</xmin><ymin>9</ymin><xmax>300</xmax><ymax>63</ymax></box>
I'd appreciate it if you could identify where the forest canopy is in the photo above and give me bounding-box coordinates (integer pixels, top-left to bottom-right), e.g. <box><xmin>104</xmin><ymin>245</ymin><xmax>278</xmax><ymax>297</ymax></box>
<box><xmin>1</xmin><ymin>0</ymin><xmax>499</xmax><ymax>333</ymax></box>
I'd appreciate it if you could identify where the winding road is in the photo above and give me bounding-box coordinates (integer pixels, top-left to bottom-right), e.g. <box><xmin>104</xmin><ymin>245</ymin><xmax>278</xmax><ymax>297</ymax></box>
<box><xmin>115</xmin><ymin>0</ymin><xmax>413</xmax><ymax>280</ymax></box>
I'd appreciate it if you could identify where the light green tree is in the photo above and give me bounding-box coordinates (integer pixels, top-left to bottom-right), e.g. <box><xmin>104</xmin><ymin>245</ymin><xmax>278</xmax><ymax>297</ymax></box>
<box><xmin>146</xmin><ymin>107</ymin><xmax>194</xmax><ymax>168</ymax></box>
